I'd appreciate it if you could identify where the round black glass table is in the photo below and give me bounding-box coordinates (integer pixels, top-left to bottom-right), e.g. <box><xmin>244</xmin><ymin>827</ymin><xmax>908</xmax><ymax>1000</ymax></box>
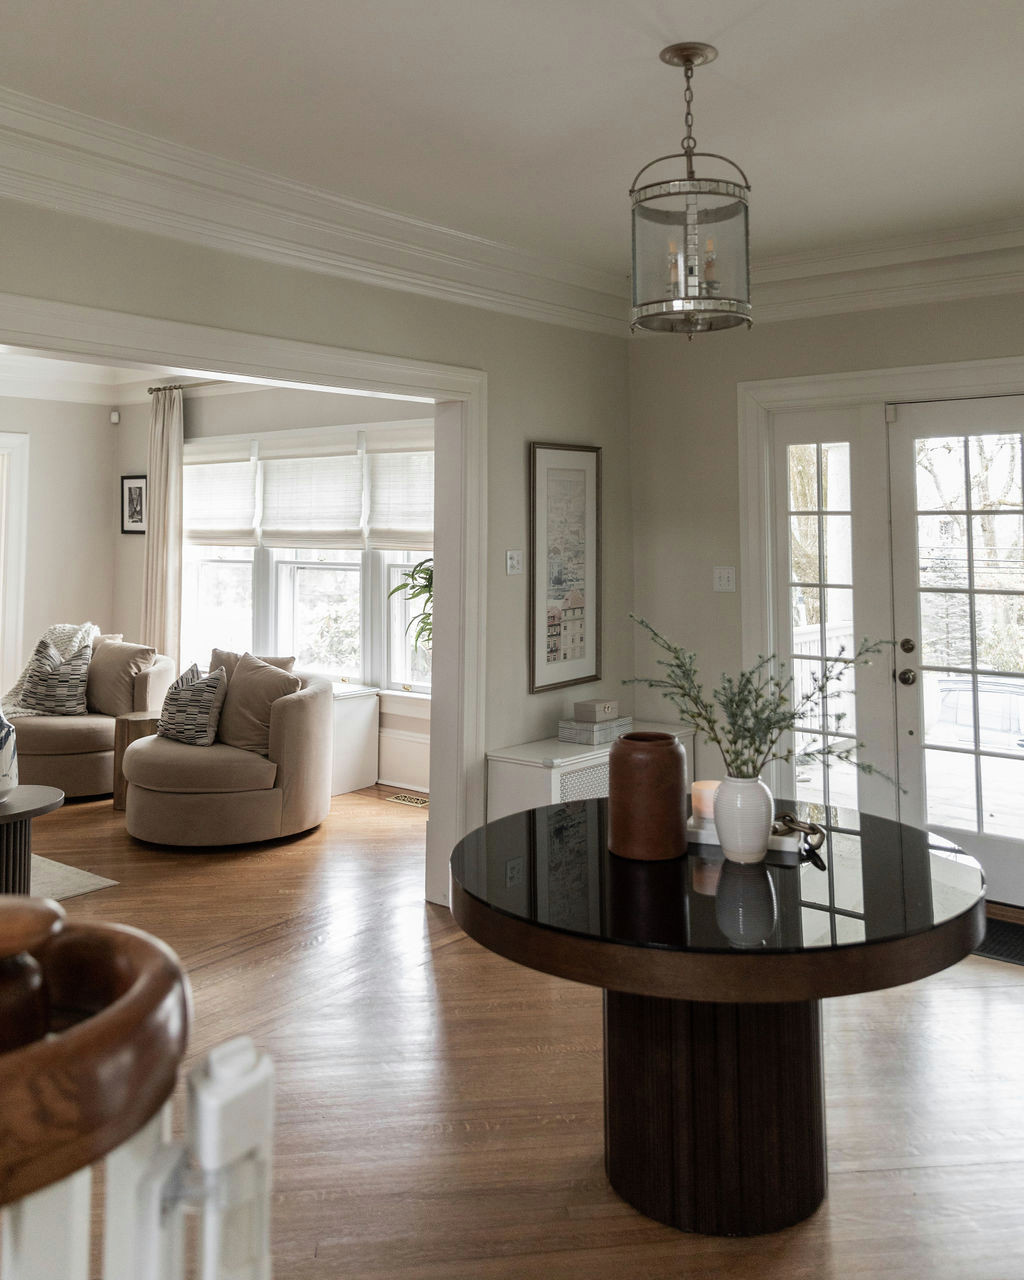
<box><xmin>450</xmin><ymin>798</ymin><xmax>985</xmax><ymax>1237</ymax></box>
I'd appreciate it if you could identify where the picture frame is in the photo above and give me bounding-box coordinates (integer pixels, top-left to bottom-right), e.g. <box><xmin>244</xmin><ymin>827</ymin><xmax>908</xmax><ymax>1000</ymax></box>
<box><xmin>529</xmin><ymin>442</ymin><xmax>601</xmax><ymax>693</ymax></box>
<box><xmin>121</xmin><ymin>474</ymin><xmax>147</xmax><ymax>534</ymax></box>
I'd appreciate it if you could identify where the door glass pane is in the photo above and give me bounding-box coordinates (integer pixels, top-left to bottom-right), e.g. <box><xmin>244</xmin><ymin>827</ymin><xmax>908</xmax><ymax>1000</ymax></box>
<box><xmin>925</xmin><ymin>749</ymin><xmax>978</xmax><ymax>831</ymax></box>
<box><xmin>920</xmin><ymin>591</ymin><xmax>973</xmax><ymax>667</ymax></box>
<box><xmin>788</xmin><ymin>444</ymin><xmax>818</xmax><ymax>511</ymax></box>
<box><xmin>823</xmin><ymin>587</ymin><xmax>854</xmax><ymax>658</ymax></box>
<box><xmin>821</xmin><ymin>442</ymin><xmax>851</xmax><ymax>510</ymax></box>
<box><xmin>918</xmin><ymin>514</ymin><xmax>968</xmax><ymax>588</ymax></box>
<box><xmin>981</xmin><ymin>755</ymin><xmax>1024</xmax><ymax>836</ymax></box>
<box><xmin>972</xmin><ymin>514</ymin><xmax>1024</xmax><ymax>589</ymax></box>
<box><xmin>923</xmin><ymin>671</ymin><xmax>975</xmax><ymax>749</ymax></box>
<box><xmin>969</xmin><ymin>434</ymin><xmax>1022</xmax><ymax>510</ymax></box>
<box><xmin>791</xmin><ymin>659</ymin><xmax>824</xmax><ymax>727</ymax></box>
<box><xmin>974</xmin><ymin>594</ymin><xmax>1024</xmax><ymax>672</ymax></box>
<box><xmin>825</xmin><ymin>747</ymin><xmax>859</xmax><ymax>810</ymax></box>
<box><xmin>976</xmin><ymin>675</ymin><xmax>1024</xmax><ymax>756</ymax></box>
<box><xmin>916</xmin><ymin>437</ymin><xmax>965</xmax><ymax>511</ymax></box>
<box><xmin>790</xmin><ymin>516</ymin><xmax>819</xmax><ymax>582</ymax></box>
<box><xmin>791</xmin><ymin>585</ymin><xmax>820</xmax><ymax>637</ymax></box>
<box><xmin>825</xmin><ymin>662</ymin><xmax>856</xmax><ymax>733</ymax></box>
<box><xmin>822</xmin><ymin>515</ymin><xmax>852</xmax><ymax>583</ymax></box>
<box><xmin>794</xmin><ymin>732</ymin><xmax>825</xmax><ymax>806</ymax></box>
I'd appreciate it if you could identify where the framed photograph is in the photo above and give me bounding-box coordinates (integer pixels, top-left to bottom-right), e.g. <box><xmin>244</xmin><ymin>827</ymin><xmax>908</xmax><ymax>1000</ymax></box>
<box><xmin>121</xmin><ymin>475</ymin><xmax>147</xmax><ymax>534</ymax></box>
<box><xmin>529</xmin><ymin>442</ymin><xmax>601</xmax><ymax>693</ymax></box>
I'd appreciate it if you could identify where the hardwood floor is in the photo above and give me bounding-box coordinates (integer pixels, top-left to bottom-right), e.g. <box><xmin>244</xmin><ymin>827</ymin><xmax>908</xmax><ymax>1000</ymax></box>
<box><xmin>30</xmin><ymin>791</ymin><xmax>1024</xmax><ymax>1279</ymax></box>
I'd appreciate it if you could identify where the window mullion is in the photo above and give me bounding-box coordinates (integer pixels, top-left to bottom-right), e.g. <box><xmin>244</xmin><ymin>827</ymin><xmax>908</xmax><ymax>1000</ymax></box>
<box><xmin>252</xmin><ymin>546</ymin><xmax>275</xmax><ymax>653</ymax></box>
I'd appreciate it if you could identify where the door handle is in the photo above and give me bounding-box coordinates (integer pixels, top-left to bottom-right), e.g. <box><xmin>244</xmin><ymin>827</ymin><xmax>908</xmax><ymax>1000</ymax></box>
<box><xmin>897</xmin><ymin>668</ymin><xmax>917</xmax><ymax>686</ymax></box>
<box><xmin>899</xmin><ymin>638</ymin><xmax>916</xmax><ymax>653</ymax></box>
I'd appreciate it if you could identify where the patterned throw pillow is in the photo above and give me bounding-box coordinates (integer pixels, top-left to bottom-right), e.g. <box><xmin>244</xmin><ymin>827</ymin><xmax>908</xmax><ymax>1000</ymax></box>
<box><xmin>21</xmin><ymin>641</ymin><xmax>92</xmax><ymax>715</ymax></box>
<box><xmin>157</xmin><ymin>664</ymin><xmax>228</xmax><ymax>747</ymax></box>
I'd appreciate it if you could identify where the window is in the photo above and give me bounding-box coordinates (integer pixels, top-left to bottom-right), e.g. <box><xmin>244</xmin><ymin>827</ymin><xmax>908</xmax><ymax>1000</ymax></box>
<box><xmin>181</xmin><ymin>545</ymin><xmax>255</xmax><ymax>664</ymax></box>
<box><xmin>180</xmin><ymin>444</ymin><xmax>433</xmax><ymax>692</ymax></box>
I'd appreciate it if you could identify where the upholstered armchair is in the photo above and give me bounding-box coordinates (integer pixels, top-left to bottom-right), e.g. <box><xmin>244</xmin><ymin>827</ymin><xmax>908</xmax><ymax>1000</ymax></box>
<box><xmin>121</xmin><ymin>673</ymin><xmax>333</xmax><ymax>846</ymax></box>
<box><xmin>13</xmin><ymin>651</ymin><xmax>175</xmax><ymax>797</ymax></box>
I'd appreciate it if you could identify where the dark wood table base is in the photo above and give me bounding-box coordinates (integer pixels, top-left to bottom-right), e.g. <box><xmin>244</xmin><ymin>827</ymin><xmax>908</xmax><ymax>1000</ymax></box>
<box><xmin>0</xmin><ymin>820</ymin><xmax>32</xmax><ymax>893</ymax></box>
<box><xmin>604</xmin><ymin>991</ymin><xmax>827</xmax><ymax>1236</ymax></box>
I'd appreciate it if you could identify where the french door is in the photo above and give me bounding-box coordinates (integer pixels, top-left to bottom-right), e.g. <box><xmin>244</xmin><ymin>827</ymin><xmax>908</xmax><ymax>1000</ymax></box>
<box><xmin>770</xmin><ymin>395</ymin><xmax>1024</xmax><ymax>907</ymax></box>
<box><xmin>890</xmin><ymin>397</ymin><xmax>1024</xmax><ymax>905</ymax></box>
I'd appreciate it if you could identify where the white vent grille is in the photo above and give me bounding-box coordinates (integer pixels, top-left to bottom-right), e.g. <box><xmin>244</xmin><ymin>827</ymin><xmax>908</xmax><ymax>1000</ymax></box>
<box><xmin>559</xmin><ymin>763</ymin><xmax>609</xmax><ymax>802</ymax></box>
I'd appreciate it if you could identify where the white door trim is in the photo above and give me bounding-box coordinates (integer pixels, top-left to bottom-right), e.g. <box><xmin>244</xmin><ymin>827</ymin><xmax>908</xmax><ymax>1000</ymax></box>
<box><xmin>739</xmin><ymin>356</ymin><xmax>1024</xmax><ymax>673</ymax></box>
<box><xmin>0</xmin><ymin>291</ymin><xmax>486</xmax><ymax>906</ymax></box>
<box><xmin>0</xmin><ymin>431</ymin><xmax>29</xmax><ymax>691</ymax></box>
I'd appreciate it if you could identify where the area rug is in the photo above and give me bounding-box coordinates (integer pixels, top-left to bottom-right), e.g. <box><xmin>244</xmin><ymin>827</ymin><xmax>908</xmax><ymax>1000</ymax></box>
<box><xmin>30</xmin><ymin>855</ymin><xmax>117</xmax><ymax>901</ymax></box>
<box><xmin>973</xmin><ymin>918</ymin><xmax>1024</xmax><ymax>967</ymax></box>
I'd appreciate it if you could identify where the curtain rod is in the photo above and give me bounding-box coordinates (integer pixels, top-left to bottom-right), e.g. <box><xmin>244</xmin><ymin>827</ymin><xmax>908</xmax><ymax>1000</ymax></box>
<box><xmin>147</xmin><ymin>380</ymin><xmax>226</xmax><ymax>394</ymax></box>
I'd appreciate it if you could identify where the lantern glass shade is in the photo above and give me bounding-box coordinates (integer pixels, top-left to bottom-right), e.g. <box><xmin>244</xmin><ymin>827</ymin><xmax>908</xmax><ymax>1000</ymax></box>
<box><xmin>631</xmin><ymin>176</ymin><xmax>750</xmax><ymax>333</ymax></box>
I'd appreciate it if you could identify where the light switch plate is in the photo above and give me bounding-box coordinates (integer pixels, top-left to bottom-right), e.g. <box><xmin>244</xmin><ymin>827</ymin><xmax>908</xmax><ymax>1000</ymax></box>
<box><xmin>713</xmin><ymin>565</ymin><xmax>736</xmax><ymax>592</ymax></box>
<box><xmin>506</xmin><ymin>550</ymin><xmax>523</xmax><ymax>575</ymax></box>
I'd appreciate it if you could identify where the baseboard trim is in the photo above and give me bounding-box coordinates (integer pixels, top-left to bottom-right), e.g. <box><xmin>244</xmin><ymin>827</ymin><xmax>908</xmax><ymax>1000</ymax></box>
<box><xmin>986</xmin><ymin>901</ymin><xmax>1024</xmax><ymax>927</ymax></box>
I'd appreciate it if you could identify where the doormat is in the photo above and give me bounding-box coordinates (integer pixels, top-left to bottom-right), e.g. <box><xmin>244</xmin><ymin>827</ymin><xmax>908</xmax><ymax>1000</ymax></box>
<box><xmin>974</xmin><ymin>917</ymin><xmax>1024</xmax><ymax>967</ymax></box>
<box><xmin>30</xmin><ymin>855</ymin><xmax>118</xmax><ymax>901</ymax></box>
<box><xmin>387</xmin><ymin>793</ymin><xmax>429</xmax><ymax>808</ymax></box>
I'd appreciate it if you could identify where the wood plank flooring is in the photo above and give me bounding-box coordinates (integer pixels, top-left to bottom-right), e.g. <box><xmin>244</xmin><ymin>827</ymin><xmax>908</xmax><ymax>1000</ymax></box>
<box><xmin>29</xmin><ymin>791</ymin><xmax>1024</xmax><ymax>1279</ymax></box>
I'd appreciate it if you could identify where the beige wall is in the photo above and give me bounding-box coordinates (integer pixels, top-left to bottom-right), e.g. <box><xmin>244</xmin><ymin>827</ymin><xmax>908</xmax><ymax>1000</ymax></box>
<box><xmin>0</xmin><ymin>197</ymin><xmax>632</xmax><ymax>750</ymax></box>
<box><xmin>0</xmin><ymin>395</ymin><xmax>117</xmax><ymax>665</ymax></box>
<box><xmin>629</xmin><ymin>293</ymin><xmax>1024</xmax><ymax>773</ymax></box>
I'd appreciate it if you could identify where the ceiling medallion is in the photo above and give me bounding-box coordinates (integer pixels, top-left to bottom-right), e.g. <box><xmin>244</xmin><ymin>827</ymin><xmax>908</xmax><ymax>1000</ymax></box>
<box><xmin>630</xmin><ymin>43</ymin><xmax>751</xmax><ymax>337</ymax></box>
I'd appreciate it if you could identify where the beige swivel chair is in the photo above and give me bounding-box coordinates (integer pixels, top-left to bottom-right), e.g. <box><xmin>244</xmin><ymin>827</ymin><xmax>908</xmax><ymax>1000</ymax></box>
<box><xmin>121</xmin><ymin>673</ymin><xmax>333</xmax><ymax>846</ymax></box>
<box><xmin>13</xmin><ymin>653</ymin><xmax>176</xmax><ymax>797</ymax></box>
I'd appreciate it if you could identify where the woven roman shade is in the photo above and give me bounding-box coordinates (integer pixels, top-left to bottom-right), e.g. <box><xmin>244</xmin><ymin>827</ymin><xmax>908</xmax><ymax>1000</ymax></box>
<box><xmin>183</xmin><ymin>461</ymin><xmax>258</xmax><ymax>546</ymax></box>
<box><xmin>367</xmin><ymin>452</ymin><xmax>434</xmax><ymax>550</ymax></box>
<box><xmin>260</xmin><ymin>455</ymin><xmax>365</xmax><ymax>549</ymax></box>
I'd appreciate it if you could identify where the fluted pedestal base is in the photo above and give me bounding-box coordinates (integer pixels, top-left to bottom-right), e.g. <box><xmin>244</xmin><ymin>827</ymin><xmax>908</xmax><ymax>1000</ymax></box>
<box><xmin>0</xmin><ymin>819</ymin><xmax>32</xmax><ymax>893</ymax></box>
<box><xmin>604</xmin><ymin>991</ymin><xmax>826</xmax><ymax>1235</ymax></box>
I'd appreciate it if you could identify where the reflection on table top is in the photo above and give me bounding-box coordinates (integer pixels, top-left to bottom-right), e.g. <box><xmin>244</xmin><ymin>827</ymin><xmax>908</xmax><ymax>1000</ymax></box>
<box><xmin>450</xmin><ymin>798</ymin><xmax>985</xmax><ymax>955</ymax></box>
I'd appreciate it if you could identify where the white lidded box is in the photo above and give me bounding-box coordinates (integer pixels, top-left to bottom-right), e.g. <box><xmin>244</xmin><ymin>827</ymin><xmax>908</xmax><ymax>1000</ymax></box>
<box><xmin>573</xmin><ymin>699</ymin><xmax>619</xmax><ymax>723</ymax></box>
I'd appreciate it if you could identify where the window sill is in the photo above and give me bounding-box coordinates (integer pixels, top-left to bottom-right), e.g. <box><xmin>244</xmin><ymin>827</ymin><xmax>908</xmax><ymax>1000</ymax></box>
<box><xmin>379</xmin><ymin>689</ymin><xmax>431</xmax><ymax>718</ymax></box>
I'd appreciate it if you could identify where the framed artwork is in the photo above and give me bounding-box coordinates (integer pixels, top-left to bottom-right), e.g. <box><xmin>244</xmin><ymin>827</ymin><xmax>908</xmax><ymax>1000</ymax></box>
<box><xmin>529</xmin><ymin>442</ymin><xmax>601</xmax><ymax>693</ymax></box>
<box><xmin>121</xmin><ymin>475</ymin><xmax>147</xmax><ymax>534</ymax></box>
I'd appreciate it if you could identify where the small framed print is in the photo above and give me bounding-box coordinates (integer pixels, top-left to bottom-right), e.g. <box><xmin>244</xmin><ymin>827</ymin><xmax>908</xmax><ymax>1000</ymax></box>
<box><xmin>121</xmin><ymin>475</ymin><xmax>147</xmax><ymax>534</ymax></box>
<box><xmin>529</xmin><ymin>442</ymin><xmax>601</xmax><ymax>693</ymax></box>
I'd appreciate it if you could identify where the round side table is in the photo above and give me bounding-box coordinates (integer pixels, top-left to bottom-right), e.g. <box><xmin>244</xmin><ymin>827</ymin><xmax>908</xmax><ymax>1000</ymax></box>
<box><xmin>0</xmin><ymin>786</ymin><xmax>65</xmax><ymax>893</ymax></box>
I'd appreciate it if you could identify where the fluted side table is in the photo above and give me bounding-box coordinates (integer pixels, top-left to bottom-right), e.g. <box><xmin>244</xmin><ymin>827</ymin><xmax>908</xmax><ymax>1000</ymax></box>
<box><xmin>0</xmin><ymin>786</ymin><xmax>65</xmax><ymax>893</ymax></box>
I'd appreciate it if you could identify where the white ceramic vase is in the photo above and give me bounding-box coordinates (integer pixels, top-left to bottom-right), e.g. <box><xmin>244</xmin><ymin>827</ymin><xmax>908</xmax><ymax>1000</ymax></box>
<box><xmin>713</xmin><ymin>775</ymin><xmax>773</xmax><ymax>864</ymax></box>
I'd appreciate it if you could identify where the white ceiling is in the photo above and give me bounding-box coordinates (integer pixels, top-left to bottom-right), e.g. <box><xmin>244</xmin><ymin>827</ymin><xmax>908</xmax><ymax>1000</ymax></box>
<box><xmin>0</xmin><ymin>0</ymin><xmax>1020</xmax><ymax>278</ymax></box>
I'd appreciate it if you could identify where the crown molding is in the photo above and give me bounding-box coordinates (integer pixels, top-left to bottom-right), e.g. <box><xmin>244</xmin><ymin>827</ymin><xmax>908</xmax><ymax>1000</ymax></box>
<box><xmin>0</xmin><ymin>87</ymin><xmax>629</xmax><ymax>337</ymax></box>
<box><xmin>752</xmin><ymin>227</ymin><xmax>1024</xmax><ymax>324</ymax></box>
<box><xmin>0</xmin><ymin>86</ymin><xmax>1022</xmax><ymax>334</ymax></box>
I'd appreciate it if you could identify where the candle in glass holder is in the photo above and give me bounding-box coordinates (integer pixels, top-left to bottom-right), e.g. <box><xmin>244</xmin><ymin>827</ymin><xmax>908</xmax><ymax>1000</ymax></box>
<box><xmin>691</xmin><ymin>780</ymin><xmax>720</xmax><ymax>823</ymax></box>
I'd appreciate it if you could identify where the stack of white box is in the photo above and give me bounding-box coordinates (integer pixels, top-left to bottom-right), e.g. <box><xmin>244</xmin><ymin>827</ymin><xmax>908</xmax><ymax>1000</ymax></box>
<box><xmin>557</xmin><ymin>699</ymin><xmax>633</xmax><ymax>746</ymax></box>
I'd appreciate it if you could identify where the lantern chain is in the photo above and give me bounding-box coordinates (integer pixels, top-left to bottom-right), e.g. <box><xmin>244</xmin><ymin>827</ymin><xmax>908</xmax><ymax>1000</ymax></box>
<box><xmin>681</xmin><ymin>61</ymin><xmax>696</xmax><ymax>153</ymax></box>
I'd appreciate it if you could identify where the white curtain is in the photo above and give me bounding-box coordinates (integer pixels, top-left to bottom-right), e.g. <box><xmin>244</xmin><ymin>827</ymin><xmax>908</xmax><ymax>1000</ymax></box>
<box><xmin>140</xmin><ymin>387</ymin><xmax>184</xmax><ymax>666</ymax></box>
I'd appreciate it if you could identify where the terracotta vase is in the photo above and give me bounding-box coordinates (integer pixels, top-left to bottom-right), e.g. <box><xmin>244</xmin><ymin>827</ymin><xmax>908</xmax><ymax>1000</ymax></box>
<box><xmin>607</xmin><ymin>731</ymin><xmax>687</xmax><ymax>860</ymax></box>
